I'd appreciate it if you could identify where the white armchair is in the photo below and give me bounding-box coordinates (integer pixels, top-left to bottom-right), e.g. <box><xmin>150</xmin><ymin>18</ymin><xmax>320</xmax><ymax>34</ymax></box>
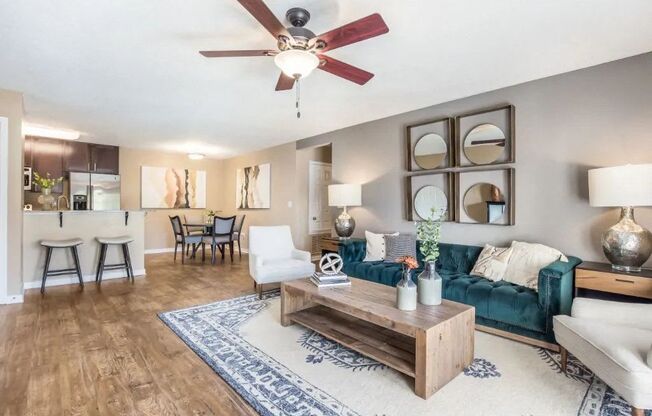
<box><xmin>554</xmin><ymin>298</ymin><xmax>652</xmax><ymax>416</ymax></box>
<box><xmin>248</xmin><ymin>225</ymin><xmax>315</xmax><ymax>298</ymax></box>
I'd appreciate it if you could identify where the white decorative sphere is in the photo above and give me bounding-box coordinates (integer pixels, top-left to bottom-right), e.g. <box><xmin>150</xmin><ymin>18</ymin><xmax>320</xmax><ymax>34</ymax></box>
<box><xmin>319</xmin><ymin>253</ymin><xmax>343</xmax><ymax>275</ymax></box>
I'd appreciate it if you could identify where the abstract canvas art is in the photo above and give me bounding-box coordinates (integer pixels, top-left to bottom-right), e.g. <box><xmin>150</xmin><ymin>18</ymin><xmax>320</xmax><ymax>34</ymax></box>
<box><xmin>141</xmin><ymin>166</ymin><xmax>207</xmax><ymax>209</ymax></box>
<box><xmin>236</xmin><ymin>163</ymin><xmax>270</xmax><ymax>209</ymax></box>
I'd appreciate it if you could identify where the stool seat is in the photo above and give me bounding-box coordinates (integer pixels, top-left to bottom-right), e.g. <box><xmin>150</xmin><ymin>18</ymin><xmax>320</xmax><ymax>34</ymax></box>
<box><xmin>41</xmin><ymin>238</ymin><xmax>83</xmax><ymax>248</ymax></box>
<box><xmin>96</xmin><ymin>236</ymin><xmax>134</xmax><ymax>245</ymax></box>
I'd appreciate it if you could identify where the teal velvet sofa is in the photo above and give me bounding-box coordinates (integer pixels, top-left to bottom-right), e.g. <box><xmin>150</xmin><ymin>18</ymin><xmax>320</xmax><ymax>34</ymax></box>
<box><xmin>339</xmin><ymin>240</ymin><xmax>581</xmax><ymax>346</ymax></box>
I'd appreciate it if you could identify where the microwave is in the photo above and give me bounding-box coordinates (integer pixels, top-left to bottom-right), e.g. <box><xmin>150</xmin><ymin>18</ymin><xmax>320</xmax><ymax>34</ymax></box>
<box><xmin>23</xmin><ymin>167</ymin><xmax>32</xmax><ymax>190</ymax></box>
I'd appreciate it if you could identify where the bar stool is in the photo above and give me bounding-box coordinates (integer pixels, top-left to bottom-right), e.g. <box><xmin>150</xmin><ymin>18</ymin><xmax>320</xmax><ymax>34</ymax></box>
<box><xmin>40</xmin><ymin>238</ymin><xmax>84</xmax><ymax>294</ymax></box>
<box><xmin>95</xmin><ymin>236</ymin><xmax>135</xmax><ymax>284</ymax></box>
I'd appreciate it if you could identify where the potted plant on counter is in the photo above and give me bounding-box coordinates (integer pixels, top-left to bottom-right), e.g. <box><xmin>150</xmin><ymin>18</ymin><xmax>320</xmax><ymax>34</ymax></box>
<box><xmin>33</xmin><ymin>171</ymin><xmax>63</xmax><ymax>210</ymax></box>
<box><xmin>416</xmin><ymin>208</ymin><xmax>445</xmax><ymax>305</ymax></box>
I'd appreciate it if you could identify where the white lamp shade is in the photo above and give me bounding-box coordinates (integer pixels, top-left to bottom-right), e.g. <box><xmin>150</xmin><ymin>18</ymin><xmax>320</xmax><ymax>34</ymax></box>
<box><xmin>274</xmin><ymin>50</ymin><xmax>319</xmax><ymax>79</ymax></box>
<box><xmin>588</xmin><ymin>164</ymin><xmax>652</xmax><ymax>207</ymax></box>
<box><xmin>328</xmin><ymin>184</ymin><xmax>361</xmax><ymax>207</ymax></box>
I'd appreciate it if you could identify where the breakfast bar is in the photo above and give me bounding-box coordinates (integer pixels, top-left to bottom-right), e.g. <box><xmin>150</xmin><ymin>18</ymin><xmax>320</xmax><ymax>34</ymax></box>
<box><xmin>22</xmin><ymin>210</ymin><xmax>145</xmax><ymax>289</ymax></box>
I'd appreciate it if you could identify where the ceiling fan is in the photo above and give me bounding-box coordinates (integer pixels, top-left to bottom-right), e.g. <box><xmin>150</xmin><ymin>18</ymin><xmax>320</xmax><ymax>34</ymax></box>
<box><xmin>199</xmin><ymin>0</ymin><xmax>389</xmax><ymax>117</ymax></box>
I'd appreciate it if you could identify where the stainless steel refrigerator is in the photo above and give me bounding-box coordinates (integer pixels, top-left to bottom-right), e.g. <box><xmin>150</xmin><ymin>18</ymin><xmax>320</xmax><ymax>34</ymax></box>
<box><xmin>69</xmin><ymin>172</ymin><xmax>121</xmax><ymax>211</ymax></box>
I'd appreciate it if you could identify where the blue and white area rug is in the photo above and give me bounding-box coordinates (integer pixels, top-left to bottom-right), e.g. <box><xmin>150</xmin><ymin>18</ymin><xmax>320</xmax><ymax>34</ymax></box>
<box><xmin>159</xmin><ymin>291</ymin><xmax>648</xmax><ymax>416</ymax></box>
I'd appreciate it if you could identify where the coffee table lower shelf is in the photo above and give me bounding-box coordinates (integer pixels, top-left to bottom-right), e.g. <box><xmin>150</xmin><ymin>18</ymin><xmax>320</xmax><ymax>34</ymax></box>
<box><xmin>286</xmin><ymin>306</ymin><xmax>416</xmax><ymax>377</ymax></box>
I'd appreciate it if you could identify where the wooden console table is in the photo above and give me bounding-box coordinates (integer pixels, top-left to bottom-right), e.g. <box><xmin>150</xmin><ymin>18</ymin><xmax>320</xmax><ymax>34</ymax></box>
<box><xmin>575</xmin><ymin>261</ymin><xmax>652</xmax><ymax>300</ymax></box>
<box><xmin>281</xmin><ymin>277</ymin><xmax>475</xmax><ymax>399</ymax></box>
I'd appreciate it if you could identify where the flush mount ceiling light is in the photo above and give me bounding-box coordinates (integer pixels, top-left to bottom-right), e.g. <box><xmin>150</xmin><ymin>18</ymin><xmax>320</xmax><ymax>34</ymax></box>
<box><xmin>187</xmin><ymin>153</ymin><xmax>206</xmax><ymax>160</ymax></box>
<box><xmin>23</xmin><ymin>123</ymin><xmax>80</xmax><ymax>140</ymax></box>
<box><xmin>198</xmin><ymin>2</ymin><xmax>389</xmax><ymax>118</ymax></box>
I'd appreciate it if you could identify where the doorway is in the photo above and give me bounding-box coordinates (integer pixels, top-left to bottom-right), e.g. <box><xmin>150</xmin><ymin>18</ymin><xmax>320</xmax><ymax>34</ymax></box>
<box><xmin>0</xmin><ymin>117</ymin><xmax>8</xmax><ymax>302</ymax></box>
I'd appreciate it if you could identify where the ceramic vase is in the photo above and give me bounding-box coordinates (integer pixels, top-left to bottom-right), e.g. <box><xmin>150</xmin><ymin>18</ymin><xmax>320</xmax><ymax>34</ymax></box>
<box><xmin>417</xmin><ymin>261</ymin><xmax>442</xmax><ymax>305</ymax></box>
<box><xmin>396</xmin><ymin>268</ymin><xmax>417</xmax><ymax>311</ymax></box>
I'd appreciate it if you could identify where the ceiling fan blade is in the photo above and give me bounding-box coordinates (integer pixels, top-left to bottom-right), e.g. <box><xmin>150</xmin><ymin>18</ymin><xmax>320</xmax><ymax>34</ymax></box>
<box><xmin>318</xmin><ymin>55</ymin><xmax>374</xmax><ymax>85</ymax></box>
<box><xmin>316</xmin><ymin>13</ymin><xmax>389</xmax><ymax>52</ymax></box>
<box><xmin>199</xmin><ymin>50</ymin><xmax>275</xmax><ymax>58</ymax></box>
<box><xmin>275</xmin><ymin>72</ymin><xmax>295</xmax><ymax>91</ymax></box>
<box><xmin>237</xmin><ymin>0</ymin><xmax>290</xmax><ymax>39</ymax></box>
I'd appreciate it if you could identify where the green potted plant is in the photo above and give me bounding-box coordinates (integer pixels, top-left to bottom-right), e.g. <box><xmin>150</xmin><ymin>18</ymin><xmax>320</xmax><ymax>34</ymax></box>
<box><xmin>416</xmin><ymin>208</ymin><xmax>445</xmax><ymax>305</ymax></box>
<box><xmin>33</xmin><ymin>171</ymin><xmax>63</xmax><ymax>210</ymax></box>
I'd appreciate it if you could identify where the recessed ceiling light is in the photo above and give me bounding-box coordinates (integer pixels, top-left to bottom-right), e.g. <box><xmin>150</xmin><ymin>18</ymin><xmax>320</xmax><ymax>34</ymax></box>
<box><xmin>23</xmin><ymin>123</ymin><xmax>81</xmax><ymax>141</ymax></box>
<box><xmin>187</xmin><ymin>153</ymin><xmax>205</xmax><ymax>160</ymax></box>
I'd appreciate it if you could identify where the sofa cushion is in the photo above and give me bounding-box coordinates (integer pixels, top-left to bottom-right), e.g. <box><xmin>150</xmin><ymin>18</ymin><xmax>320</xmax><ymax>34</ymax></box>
<box><xmin>554</xmin><ymin>315</ymin><xmax>652</xmax><ymax>408</ymax></box>
<box><xmin>437</xmin><ymin>243</ymin><xmax>483</xmax><ymax>274</ymax></box>
<box><xmin>503</xmin><ymin>241</ymin><xmax>567</xmax><ymax>290</ymax></box>
<box><xmin>255</xmin><ymin>258</ymin><xmax>315</xmax><ymax>284</ymax></box>
<box><xmin>470</xmin><ymin>244</ymin><xmax>513</xmax><ymax>281</ymax></box>
<box><xmin>363</xmin><ymin>231</ymin><xmax>398</xmax><ymax>262</ymax></box>
<box><xmin>384</xmin><ymin>234</ymin><xmax>417</xmax><ymax>262</ymax></box>
<box><xmin>441</xmin><ymin>271</ymin><xmax>545</xmax><ymax>333</ymax></box>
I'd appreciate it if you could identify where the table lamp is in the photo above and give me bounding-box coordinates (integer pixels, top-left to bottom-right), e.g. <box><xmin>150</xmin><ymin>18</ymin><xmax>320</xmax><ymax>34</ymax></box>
<box><xmin>328</xmin><ymin>184</ymin><xmax>361</xmax><ymax>239</ymax></box>
<box><xmin>588</xmin><ymin>164</ymin><xmax>652</xmax><ymax>272</ymax></box>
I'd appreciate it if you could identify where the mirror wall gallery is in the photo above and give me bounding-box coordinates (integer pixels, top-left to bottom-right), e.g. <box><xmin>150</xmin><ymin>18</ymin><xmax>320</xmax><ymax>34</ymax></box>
<box><xmin>1</xmin><ymin>2</ymin><xmax>652</xmax><ymax>415</ymax></box>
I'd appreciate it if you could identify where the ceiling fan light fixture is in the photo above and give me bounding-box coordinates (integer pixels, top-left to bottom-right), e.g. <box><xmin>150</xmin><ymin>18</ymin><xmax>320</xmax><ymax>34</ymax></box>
<box><xmin>274</xmin><ymin>49</ymin><xmax>319</xmax><ymax>79</ymax></box>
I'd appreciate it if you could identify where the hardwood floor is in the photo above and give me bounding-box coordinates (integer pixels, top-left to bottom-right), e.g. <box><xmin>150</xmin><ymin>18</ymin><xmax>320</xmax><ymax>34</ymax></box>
<box><xmin>0</xmin><ymin>253</ymin><xmax>259</xmax><ymax>416</ymax></box>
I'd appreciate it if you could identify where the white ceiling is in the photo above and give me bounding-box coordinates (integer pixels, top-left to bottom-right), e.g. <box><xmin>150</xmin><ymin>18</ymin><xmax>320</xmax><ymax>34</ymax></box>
<box><xmin>1</xmin><ymin>0</ymin><xmax>651</xmax><ymax>158</ymax></box>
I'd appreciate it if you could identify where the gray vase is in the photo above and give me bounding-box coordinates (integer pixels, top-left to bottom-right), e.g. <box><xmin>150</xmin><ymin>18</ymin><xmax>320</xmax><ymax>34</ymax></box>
<box><xmin>417</xmin><ymin>261</ymin><xmax>442</xmax><ymax>305</ymax></box>
<box><xmin>396</xmin><ymin>268</ymin><xmax>417</xmax><ymax>311</ymax></box>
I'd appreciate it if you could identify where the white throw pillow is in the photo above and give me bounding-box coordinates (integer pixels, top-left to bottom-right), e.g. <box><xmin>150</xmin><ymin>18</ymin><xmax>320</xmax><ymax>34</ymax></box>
<box><xmin>363</xmin><ymin>231</ymin><xmax>399</xmax><ymax>262</ymax></box>
<box><xmin>502</xmin><ymin>241</ymin><xmax>568</xmax><ymax>290</ymax></box>
<box><xmin>470</xmin><ymin>244</ymin><xmax>514</xmax><ymax>281</ymax></box>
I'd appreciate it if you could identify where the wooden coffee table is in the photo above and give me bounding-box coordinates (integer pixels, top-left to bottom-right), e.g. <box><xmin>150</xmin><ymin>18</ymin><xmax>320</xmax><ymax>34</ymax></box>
<box><xmin>281</xmin><ymin>277</ymin><xmax>475</xmax><ymax>399</ymax></box>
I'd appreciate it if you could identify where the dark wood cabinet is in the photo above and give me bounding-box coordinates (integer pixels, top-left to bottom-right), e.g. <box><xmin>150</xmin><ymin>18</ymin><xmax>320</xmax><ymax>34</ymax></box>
<box><xmin>90</xmin><ymin>144</ymin><xmax>119</xmax><ymax>174</ymax></box>
<box><xmin>65</xmin><ymin>141</ymin><xmax>91</xmax><ymax>172</ymax></box>
<box><xmin>29</xmin><ymin>136</ymin><xmax>64</xmax><ymax>193</ymax></box>
<box><xmin>24</xmin><ymin>136</ymin><xmax>33</xmax><ymax>167</ymax></box>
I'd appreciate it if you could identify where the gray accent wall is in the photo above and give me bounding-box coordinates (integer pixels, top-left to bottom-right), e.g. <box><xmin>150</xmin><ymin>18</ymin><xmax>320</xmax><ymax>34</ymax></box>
<box><xmin>297</xmin><ymin>52</ymin><xmax>652</xmax><ymax>266</ymax></box>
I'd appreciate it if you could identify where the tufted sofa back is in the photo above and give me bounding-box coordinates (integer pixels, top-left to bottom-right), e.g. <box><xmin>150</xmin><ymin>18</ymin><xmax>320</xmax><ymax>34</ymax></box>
<box><xmin>339</xmin><ymin>239</ymin><xmax>482</xmax><ymax>274</ymax></box>
<box><xmin>436</xmin><ymin>243</ymin><xmax>483</xmax><ymax>274</ymax></box>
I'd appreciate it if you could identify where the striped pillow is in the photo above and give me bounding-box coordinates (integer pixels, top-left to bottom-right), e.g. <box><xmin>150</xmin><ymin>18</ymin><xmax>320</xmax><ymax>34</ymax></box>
<box><xmin>384</xmin><ymin>234</ymin><xmax>417</xmax><ymax>263</ymax></box>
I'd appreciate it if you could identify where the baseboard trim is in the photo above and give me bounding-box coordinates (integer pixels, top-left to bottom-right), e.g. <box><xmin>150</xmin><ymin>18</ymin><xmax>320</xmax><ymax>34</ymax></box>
<box><xmin>145</xmin><ymin>248</ymin><xmax>176</xmax><ymax>254</ymax></box>
<box><xmin>23</xmin><ymin>268</ymin><xmax>146</xmax><ymax>290</ymax></box>
<box><xmin>475</xmin><ymin>324</ymin><xmax>560</xmax><ymax>352</ymax></box>
<box><xmin>0</xmin><ymin>294</ymin><xmax>24</xmax><ymax>304</ymax></box>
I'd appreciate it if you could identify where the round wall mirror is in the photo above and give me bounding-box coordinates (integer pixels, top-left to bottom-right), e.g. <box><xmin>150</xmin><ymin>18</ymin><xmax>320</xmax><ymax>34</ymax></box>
<box><xmin>463</xmin><ymin>183</ymin><xmax>506</xmax><ymax>223</ymax></box>
<box><xmin>414</xmin><ymin>185</ymin><xmax>447</xmax><ymax>220</ymax></box>
<box><xmin>463</xmin><ymin>124</ymin><xmax>506</xmax><ymax>165</ymax></box>
<box><xmin>414</xmin><ymin>133</ymin><xmax>447</xmax><ymax>169</ymax></box>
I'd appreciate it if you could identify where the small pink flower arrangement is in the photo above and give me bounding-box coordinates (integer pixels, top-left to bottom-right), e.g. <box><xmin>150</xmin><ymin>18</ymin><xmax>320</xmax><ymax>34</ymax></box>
<box><xmin>397</xmin><ymin>256</ymin><xmax>418</xmax><ymax>270</ymax></box>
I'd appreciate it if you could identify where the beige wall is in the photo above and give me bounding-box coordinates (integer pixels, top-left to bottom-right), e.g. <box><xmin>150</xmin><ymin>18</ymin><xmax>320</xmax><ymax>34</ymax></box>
<box><xmin>0</xmin><ymin>89</ymin><xmax>24</xmax><ymax>297</ymax></box>
<box><xmin>297</xmin><ymin>52</ymin><xmax>652</xmax><ymax>266</ymax></box>
<box><xmin>119</xmin><ymin>147</ymin><xmax>223</xmax><ymax>251</ymax></box>
<box><xmin>220</xmin><ymin>142</ymin><xmax>297</xmax><ymax>250</ymax></box>
<box><xmin>294</xmin><ymin>144</ymin><xmax>332</xmax><ymax>252</ymax></box>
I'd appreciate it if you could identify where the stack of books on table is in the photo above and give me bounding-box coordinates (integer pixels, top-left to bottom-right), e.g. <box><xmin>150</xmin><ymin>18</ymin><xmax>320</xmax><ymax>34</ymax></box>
<box><xmin>310</xmin><ymin>271</ymin><xmax>351</xmax><ymax>288</ymax></box>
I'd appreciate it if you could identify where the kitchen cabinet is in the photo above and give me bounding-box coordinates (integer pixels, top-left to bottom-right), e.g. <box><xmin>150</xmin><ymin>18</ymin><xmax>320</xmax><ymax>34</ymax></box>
<box><xmin>90</xmin><ymin>144</ymin><xmax>119</xmax><ymax>174</ymax></box>
<box><xmin>65</xmin><ymin>140</ymin><xmax>91</xmax><ymax>172</ymax></box>
<box><xmin>29</xmin><ymin>136</ymin><xmax>64</xmax><ymax>193</ymax></box>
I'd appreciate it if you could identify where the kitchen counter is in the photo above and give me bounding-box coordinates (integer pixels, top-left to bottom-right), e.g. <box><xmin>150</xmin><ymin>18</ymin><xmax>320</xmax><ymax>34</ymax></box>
<box><xmin>23</xmin><ymin>210</ymin><xmax>145</xmax><ymax>289</ymax></box>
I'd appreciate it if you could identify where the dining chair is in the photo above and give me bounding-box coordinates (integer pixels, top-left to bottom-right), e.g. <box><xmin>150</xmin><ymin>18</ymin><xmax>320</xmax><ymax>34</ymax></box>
<box><xmin>183</xmin><ymin>213</ymin><xmax>207</xmax><ymax>256</ymax></box>
<box><xmin>169</xmin><ymin>215</ymin><xmax>205</xmax><ymax>264</ymax></box>
<box><xmin>203</xmin><ymin>215</ymin><xmax>236</xmax><ymax>265</ymax></box>
<box><xmin>232</xmin><ymin>215</ymin><xmax>246</xmax><ymax>259</ymax></box>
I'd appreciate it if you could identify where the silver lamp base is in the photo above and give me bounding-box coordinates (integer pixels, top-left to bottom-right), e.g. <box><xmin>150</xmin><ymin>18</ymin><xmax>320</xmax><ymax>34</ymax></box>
<box><xmin>334</xmin><ymin>209</ymin><xmax>355</xmax><ymax>239</ymax></box>
<box><xmin>602</xmin><ymin>207</ymin><xmax>652</xmax><ymax>272</ymax></box>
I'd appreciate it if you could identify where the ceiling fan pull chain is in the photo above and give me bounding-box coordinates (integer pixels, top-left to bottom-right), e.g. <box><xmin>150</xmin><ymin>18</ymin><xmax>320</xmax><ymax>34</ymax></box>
<box><xmin>295</xmin><ymin>77</ymin><xmax>301</xmax><ymax>118</ymax></box>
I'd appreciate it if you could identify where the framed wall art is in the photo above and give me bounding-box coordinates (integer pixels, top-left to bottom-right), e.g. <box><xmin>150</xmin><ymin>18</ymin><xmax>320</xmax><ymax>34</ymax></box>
<box><xmin>236</xmin><ymin>163</ymin><xmax>271</xmax><ymax>209</ymax></box>
<box><xmin>141</xmin><ymin>166</ymin><xmax>207</xmax><ymax>209</ymax></box>
<box><xmin>406</xmin><ymin>117</ymin><xmax>454</xmax><ymax>172</ymax></box>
